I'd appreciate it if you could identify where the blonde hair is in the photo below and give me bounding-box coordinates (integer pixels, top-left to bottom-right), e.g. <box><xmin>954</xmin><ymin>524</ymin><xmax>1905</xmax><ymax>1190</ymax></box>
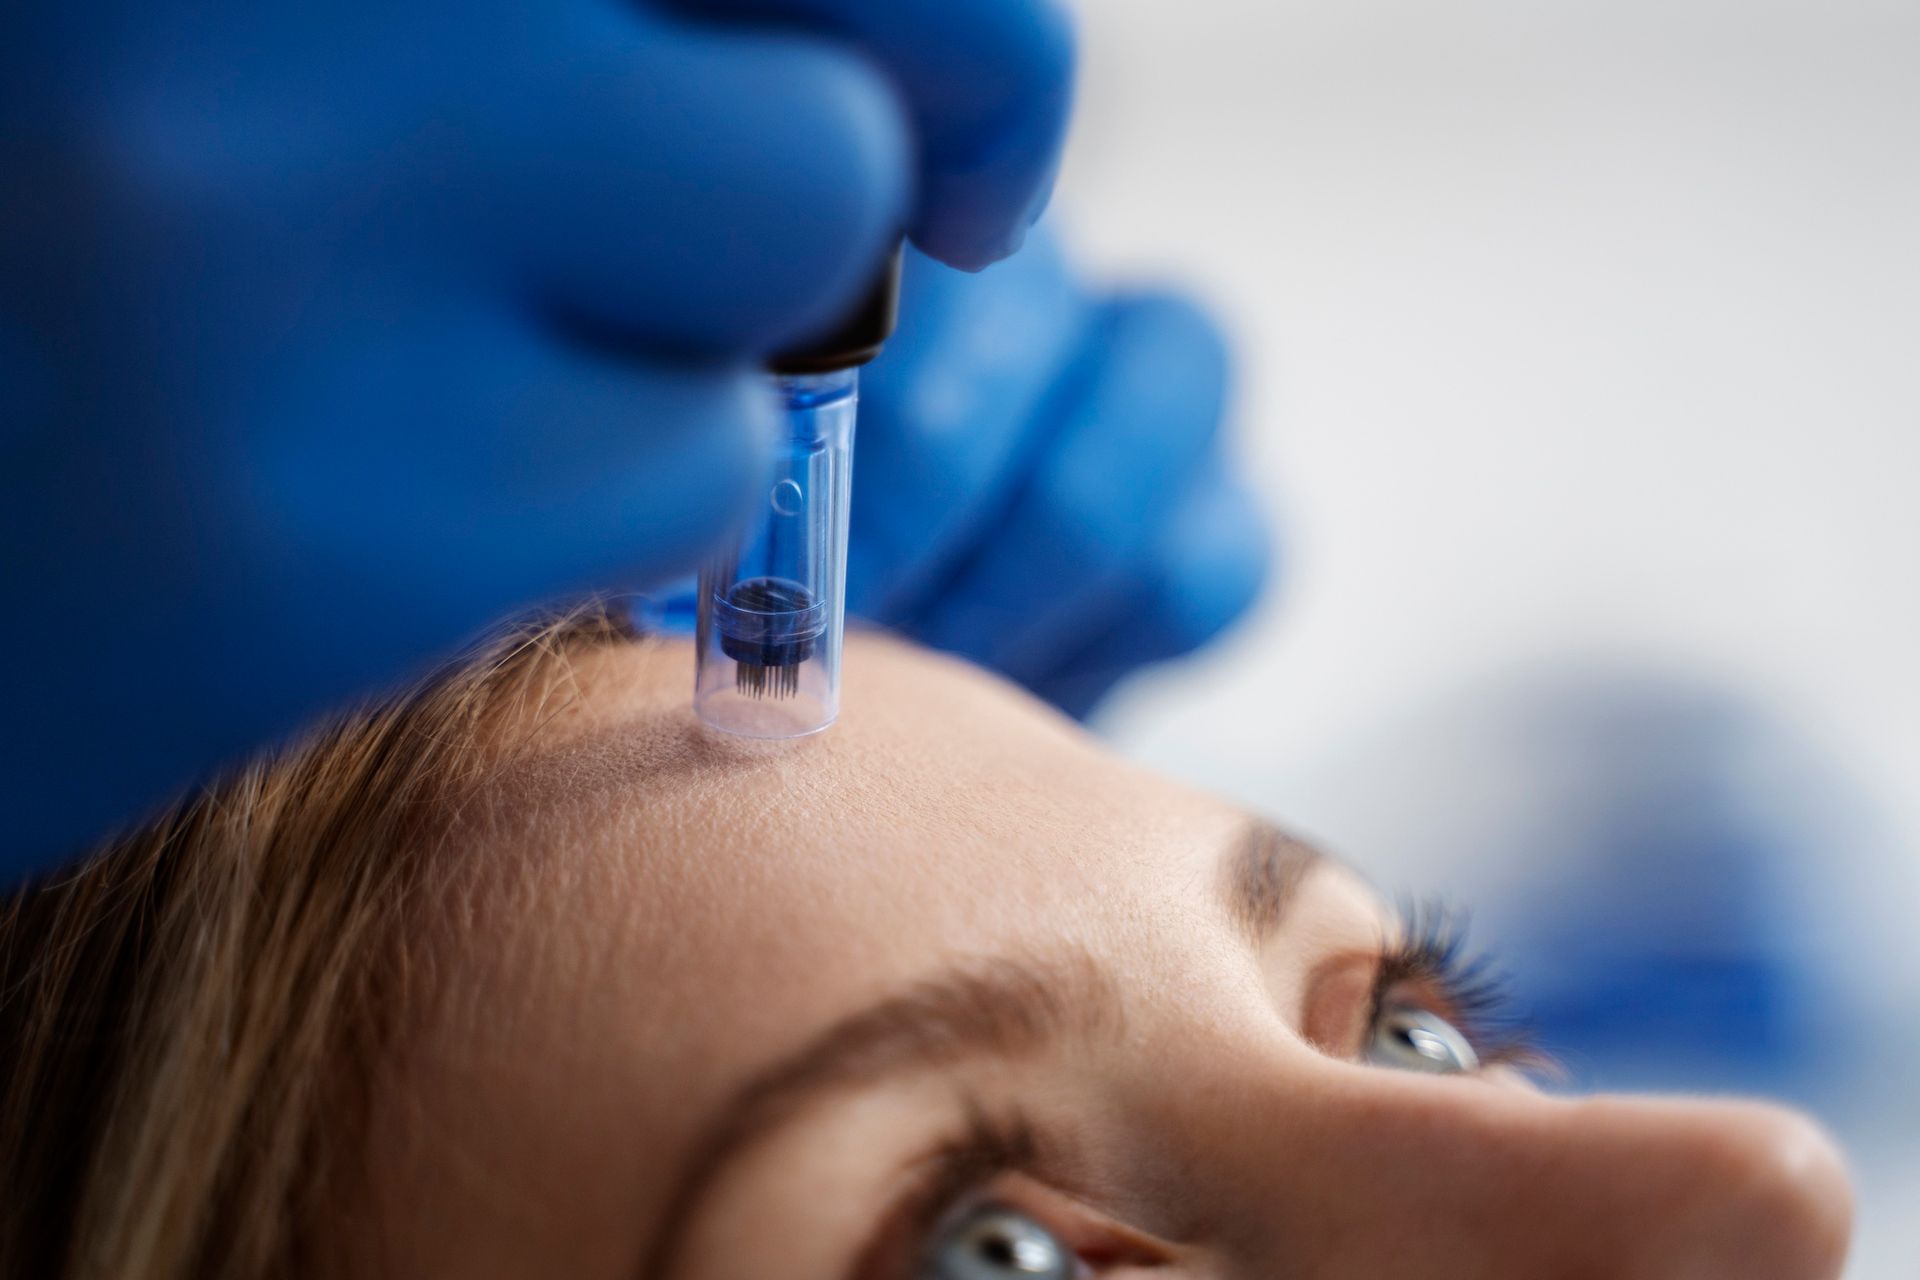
<box><xmin>0</xmin><ymin>604</ymin><xmax>638</xmax><ymax>1279</ymax></box>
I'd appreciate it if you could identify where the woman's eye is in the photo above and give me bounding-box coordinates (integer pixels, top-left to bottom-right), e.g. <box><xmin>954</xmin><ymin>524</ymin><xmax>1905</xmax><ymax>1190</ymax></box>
<box><xmin>921</xmin><ymin>1203</ymin><xmax>1076</xmax><ymax>1280</ymax></box>
<box><xmin>1366</xmin><ymin>1004</ymin><xmax>1481</xmax><ymax>1075</ymax></box>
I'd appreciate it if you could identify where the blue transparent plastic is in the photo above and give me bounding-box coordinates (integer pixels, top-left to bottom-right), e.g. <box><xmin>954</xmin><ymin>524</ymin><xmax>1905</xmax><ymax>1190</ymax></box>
<box><xmin>694</xmin><ymin>369</ymin><xmax>857</xmax><ymax>737</ymax></box>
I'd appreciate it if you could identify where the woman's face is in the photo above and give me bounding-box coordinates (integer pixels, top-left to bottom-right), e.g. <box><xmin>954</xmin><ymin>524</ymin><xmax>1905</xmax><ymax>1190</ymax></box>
<box><xmin>367</xmin><ymin>634</ymin><xmax>1851</xmax><ymax>1278</ymax></box>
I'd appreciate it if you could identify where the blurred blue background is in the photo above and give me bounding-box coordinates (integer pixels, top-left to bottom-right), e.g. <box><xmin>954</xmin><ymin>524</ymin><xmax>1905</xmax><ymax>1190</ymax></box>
<box><xmin>1058</xmin><ymin>2</ymin><xmax>1920</xmax><ymax>1275</ymax></box>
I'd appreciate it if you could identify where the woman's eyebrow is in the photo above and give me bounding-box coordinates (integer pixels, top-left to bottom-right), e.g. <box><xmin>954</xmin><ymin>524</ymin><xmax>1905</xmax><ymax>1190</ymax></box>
<box><xmin>1224</xmin><ymin>820</ymin><xmax>1324</xmax><ymax>949</ymax></box>
<box><xmin>643</xmin><ymin>820</ymin><xmax>1306</xmax><ymax>1276</ymax></box>
<box><xmin>642</xmin><ymin>952</ymin><xmax>1122</xmax><ymax>1277</ymax></box>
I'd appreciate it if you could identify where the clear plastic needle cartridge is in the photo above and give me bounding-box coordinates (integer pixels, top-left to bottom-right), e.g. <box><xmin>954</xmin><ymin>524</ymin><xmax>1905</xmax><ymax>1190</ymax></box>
<box><xmin>694</xmin><ymin>250</ymin><xmax>901</xmax><ymax>739</ymax></box>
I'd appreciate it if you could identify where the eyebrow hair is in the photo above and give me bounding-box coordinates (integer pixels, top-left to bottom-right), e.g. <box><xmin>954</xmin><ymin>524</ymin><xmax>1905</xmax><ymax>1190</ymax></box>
<box><xmin>1225</xmin><ymin>820</ymin><xmax>1323</xmax><ymax>948</ymax></box>
<box><xmin>641</xmin><ymin>951</ymin><xmax>1120</xmax><ymax>1275</ymax></box>
<box><xmin>643</xmin><ymin>819</ymin><xmax>1316</xmax><ymax>1276</ymax></box>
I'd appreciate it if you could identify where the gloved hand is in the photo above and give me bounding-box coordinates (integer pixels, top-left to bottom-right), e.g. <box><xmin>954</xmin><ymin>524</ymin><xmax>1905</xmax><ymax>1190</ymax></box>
<box><xmin>0</xmin><ymin>0</ymin><xmax>1074</xmax><ymax>879</ymax></box>
<box><xmin>852</xmin><ymin>231</ymin><xmax>1272</xmax><ymax>718</ymax></box>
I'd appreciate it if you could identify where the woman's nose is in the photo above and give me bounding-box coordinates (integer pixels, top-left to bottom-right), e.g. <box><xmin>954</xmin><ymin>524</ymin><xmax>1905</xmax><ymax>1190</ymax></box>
<box><xmin>1175</xmin><ymin>1059</ymin><xmax>1852</xmax><ymax>1279</ymax></box>
<box><xmin>1573</xmin><ymin>1095</ymin><xmax>1853</xmax><ymax>1279</ymax></box>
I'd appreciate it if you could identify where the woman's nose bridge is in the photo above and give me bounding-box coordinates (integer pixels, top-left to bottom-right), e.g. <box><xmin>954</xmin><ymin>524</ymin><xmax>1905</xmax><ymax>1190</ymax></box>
<box><xmin>1183</xmin><ymin>1059</ymin><xmax>1852</xmax><ymax>1280</ymax></box>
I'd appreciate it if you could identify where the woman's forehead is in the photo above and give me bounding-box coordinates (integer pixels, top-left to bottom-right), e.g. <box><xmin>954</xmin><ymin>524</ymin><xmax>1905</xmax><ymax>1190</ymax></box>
<box><xmin>446</xmin><ymin>633</ymin><xmax>1278</xmax><ymax>1047</ymax></box>
<box><xmin>485</xmin><ymin>631</ymin><xmax>1234</xmax><ymax>858</ymax></box>
<box><xmin>467</xmin><ymin>633</ymin><xmax>1385</xmax><ymax>1003</ymax></box>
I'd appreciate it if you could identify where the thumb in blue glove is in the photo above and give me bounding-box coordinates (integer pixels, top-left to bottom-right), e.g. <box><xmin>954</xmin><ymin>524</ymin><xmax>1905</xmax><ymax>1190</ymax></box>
<box><xmin>851</xmin><ymin>231</ymin><xmax>1274</xmax><ymax>718</ymax></box>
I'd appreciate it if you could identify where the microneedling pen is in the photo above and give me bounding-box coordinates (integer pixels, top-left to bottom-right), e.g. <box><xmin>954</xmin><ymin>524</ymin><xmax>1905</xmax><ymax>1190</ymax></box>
<box><xmin>694</xmin><ymin>249</ymin><xmax>902</xmax><ymax>739</ymax></box>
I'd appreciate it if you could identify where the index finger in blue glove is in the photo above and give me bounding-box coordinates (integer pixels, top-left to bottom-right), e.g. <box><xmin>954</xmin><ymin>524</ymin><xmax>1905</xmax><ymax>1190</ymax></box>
<box><xmin>848</xmin><ymin>235</ymin><xmax>1096</xmax><ymax>621</ymax></box>
<box><xmin>667</xmin><ymin>0</ymin><xmax>1075</xmax><ymax>270</ymax></box>
<box><xmin>1025</xmin><ymin>465</ymin><xmax>1274</xmax><ymax>717</ymax></box>
<box><xmin>906</xmin><ymin>290</ymin><xmax>1233</xmax><ymax>675</ymax></box>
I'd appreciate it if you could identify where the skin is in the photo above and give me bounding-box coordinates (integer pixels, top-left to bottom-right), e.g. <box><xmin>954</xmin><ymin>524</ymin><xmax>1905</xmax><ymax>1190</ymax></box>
<box><xmin>359</xmin><ymin>631</ymin><xmax>1853</xmax><ymax>1279</ymax></box>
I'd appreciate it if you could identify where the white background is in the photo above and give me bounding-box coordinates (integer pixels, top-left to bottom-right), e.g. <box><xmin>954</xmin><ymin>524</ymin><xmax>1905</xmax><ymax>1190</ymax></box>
<box><xmin>1054</xmin><ymin>2</ymin><xmax>1919</xmax><ymax>1274</ymax></box>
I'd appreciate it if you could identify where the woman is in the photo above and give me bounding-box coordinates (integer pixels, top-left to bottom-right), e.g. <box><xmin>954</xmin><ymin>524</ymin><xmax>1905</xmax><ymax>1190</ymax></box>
<box><xmin>0</xmin><ymin>606</ymin><xmax>1851</xmax><ymax>1278</ymax></box>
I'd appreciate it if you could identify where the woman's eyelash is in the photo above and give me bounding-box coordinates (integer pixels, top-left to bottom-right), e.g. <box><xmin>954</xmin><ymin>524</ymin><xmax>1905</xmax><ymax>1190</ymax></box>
<box><xmin>914</xmin><ymin>1103</ymin><xmax>1039</xmax><ymax>1222</ymax></box>
<box><xmin>1375</xmin><ymin>898</ymin><xmax>1548</xmax><ymax>1072</ymax></box>
<box><xmin>858</xmin><ymin>1102</ymin><xmax>1042</xmax><ymax>1280</ymax></box>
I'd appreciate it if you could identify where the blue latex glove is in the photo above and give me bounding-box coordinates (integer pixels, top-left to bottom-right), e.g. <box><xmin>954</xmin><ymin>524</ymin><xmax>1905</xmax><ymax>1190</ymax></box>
<box><xmin>0</xmin><ymin>0</ymin><xmax>1073</xmax><ymax>879</ymax></box>
<box><xmin>852</xmin><ymin>232</ymin><xmax>1272</xmax><ymax>718</ymax></box>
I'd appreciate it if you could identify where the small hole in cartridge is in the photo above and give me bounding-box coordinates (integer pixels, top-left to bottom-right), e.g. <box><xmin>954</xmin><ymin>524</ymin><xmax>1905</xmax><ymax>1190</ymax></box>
<box><xmin>769</xmin><ymin>478</ymin><xmax>804</xmax><ymax>516</ymax></box>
